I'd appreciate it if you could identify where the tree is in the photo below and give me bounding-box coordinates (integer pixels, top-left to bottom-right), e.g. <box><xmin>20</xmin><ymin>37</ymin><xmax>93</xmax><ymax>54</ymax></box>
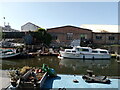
<box><xmin>0</xmin><ymin>32</ymin><xmax>2</xmax><ymax>40</ymax></box>
<box><xmin>32</xmin><ymin>28</ymin><xmax>52</xmax><ymax>46</ymax></box>
<box><xmin>0</xmin><ymin>32</ymin><xmax>6</xmax><ymax>40</ymax></box>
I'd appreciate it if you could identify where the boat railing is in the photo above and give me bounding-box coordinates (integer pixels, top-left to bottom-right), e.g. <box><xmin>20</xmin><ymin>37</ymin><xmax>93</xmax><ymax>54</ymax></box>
<box><xmin>21</xmin><ymin>69</ymin><xmax>32</xmax><ymax>81</ymax></box>
<box><xmin>39</xmin><ymin>72</ymin><xmax>48</xmax><ymax>88</ymax></box>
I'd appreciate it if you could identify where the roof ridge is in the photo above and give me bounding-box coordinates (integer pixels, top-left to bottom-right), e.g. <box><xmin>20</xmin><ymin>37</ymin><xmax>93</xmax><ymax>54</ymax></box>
<box><xmin>47</xmin><ymin>25</ymin><xmax>92</xmax><ymax>31</ymax></box>
<box><xmin>21</xmin><ymin>22</ymin><xmax>41</xmax><ymax>28</ymax></box>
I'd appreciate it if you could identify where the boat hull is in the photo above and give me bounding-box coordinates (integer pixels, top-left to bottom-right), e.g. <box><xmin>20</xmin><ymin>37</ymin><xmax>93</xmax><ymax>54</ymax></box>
<box><xmin>0</xmin><ymin>53</ymin><xmax>20</xmax><ymax>59</ymax></box>
<box><xmin>9</xmin><ymin>72</ymin><xmax>48</xmax><ymax>89</ymax></box>
<box><xmin>60</xmin><ymin>51</ymin><xmax>111</xmax><ymax>60</ymax></box>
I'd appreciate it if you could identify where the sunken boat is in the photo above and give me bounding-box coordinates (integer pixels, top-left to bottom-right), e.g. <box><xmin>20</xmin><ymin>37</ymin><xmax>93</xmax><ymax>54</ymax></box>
<box><xmin>8</xmin><ymin>64</ymin><xmax>57</xmax><ymax>89</ymax></box>
<box><xmin>82</xmin><ymin>70</ymin><xmax>111</xmax><ymax>84</ymax></box>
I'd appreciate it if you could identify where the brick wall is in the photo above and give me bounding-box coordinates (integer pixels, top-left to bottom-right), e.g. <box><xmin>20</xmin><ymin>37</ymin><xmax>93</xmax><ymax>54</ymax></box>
<box><xmin>93</xmin><ymin>33</ymin><xmax>120</xmax><ymax>45</ymax></box>
<box><xmin>47</xmin><ymin>26</ymin><xmax>92</xmax><ymax>47</ymax></box>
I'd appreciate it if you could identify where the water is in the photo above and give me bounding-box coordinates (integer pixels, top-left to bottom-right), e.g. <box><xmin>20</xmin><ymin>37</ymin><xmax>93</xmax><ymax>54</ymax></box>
<box><xmin>1</xmin><ymin>56</ymin><xmax>119</xmax><ymax>76</ymax></box>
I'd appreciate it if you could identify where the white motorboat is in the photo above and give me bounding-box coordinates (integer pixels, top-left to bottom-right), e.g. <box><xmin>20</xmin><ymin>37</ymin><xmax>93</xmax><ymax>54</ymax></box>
<box><xmin>58</xmin><ymin>46</ymin><xmax>111</xmax><ymax>59</ymax></box>
<box><xmin>0</xmin><ymin>48</ymin><xmax>20</xmax><ymax>59</ymax></box>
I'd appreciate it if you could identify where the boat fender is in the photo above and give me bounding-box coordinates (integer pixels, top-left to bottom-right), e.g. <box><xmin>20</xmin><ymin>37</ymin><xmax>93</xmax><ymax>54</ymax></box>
<box><xmin>82</xmin><ymin>75</ymin><xmax>87</xmax><ymax>79</ymax></box>
<box><xmin>39</xmin><ymin>69</ymin><xmax>42</xmax><ymax>73</ymax></box>
<box><xmin>73</xmin><ymin>79</ymin><xmax>79</xmax><ymax>83</ymax></box>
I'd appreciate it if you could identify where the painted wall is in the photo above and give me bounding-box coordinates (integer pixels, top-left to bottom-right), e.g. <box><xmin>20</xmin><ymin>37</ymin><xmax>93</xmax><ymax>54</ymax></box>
<box><xmin>21</xmin><ymin>22</ymin><xmax>40</xmax><ymax>32</ymax></box>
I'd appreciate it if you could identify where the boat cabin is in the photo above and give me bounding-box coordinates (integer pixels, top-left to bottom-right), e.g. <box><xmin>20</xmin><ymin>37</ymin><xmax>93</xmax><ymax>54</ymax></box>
<box><xmin>64</xmin><ymin>46</ymin><xmax>109</xmax><ymax>54</ymax></box>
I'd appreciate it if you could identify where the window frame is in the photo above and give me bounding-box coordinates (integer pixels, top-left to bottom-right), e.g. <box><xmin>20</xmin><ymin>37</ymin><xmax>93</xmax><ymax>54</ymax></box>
<box><xmin>108</xmin><ymin>36</ymin><xmax>115</xmax><ymax>40</ymax></box>
<box><xmin>96</xmin><ymin>36</ymin><xmax>102</xmax><ymax>40</ymax></box>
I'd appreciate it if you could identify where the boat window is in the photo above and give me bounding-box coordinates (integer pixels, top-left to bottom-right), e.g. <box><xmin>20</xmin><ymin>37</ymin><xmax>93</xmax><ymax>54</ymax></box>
<box><xmin>100</xmin><ymin>51</ymin><xmax>107</xmax><ymax>54</ymax></box>
<box><xmin>66</xmin><ymin>50</ymin><xmax>71</xmax><ymax>52</ymax></box>
<box><xmin>72</xmin><ymin>51</ymin><xmax>76</xmax><ymax>53</ymax></box>
<box><xmin>92</xmin><ymin>51</ymin><xmax>98</xmax><ymax>53</ymax></box>
<box><xmin>76</xmin><ymin>48</ymin><xmax>79</xmax><ymax>51</ymax></box>
<box><xmin>82</xmin><ymin>49</ymin><xmax>89</xmax><ymax>52</ymax></box>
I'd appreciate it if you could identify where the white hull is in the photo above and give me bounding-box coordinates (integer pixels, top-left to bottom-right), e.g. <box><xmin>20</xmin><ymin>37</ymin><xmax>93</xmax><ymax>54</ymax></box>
<box><xmin>0</xmin><ymin>53</ymin><xmax>20</xmax><ymax>59</ymax></box>
<box><xmin>60</xmin><ymin>51</ymin><xmax>111</xmax><ymax>60</ymax></box>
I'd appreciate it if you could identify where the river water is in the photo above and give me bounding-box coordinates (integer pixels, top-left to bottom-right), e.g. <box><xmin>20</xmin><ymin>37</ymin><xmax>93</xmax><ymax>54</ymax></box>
<box><xmin>1</xmin><ymin>56</ymin><xmax>119</xmax><ymax>76</ymax></box>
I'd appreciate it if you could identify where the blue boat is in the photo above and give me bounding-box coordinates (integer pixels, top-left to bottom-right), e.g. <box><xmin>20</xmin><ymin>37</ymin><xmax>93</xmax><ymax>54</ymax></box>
<box><xmin>42</xmin><ymin>74</ymin><xmax>119</xmax><ymax>89</ymax></box>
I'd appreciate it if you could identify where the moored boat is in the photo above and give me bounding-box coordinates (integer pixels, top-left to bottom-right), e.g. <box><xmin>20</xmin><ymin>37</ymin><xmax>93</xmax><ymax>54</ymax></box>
<box><xmin>8</xmin><ymin>64</ymin><xmax>57</xmax><ymax>89</ymax></box>
<box><xmin>58</xmin><ymin>46</ymin><xmax>111</xmax><ymax>60</ymax></box>
<box><xmin>82</xmin><ymin>70</ymin><xmax>111</xmax><ymax>84</ymax></box>
<box><xmin>0</xmin><ymin>48</ymin><xmax>20</xmax><ymax>59</ymax></box>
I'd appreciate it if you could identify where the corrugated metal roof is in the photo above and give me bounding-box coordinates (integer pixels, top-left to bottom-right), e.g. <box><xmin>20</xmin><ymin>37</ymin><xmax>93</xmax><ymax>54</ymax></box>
<box><xmin>81</xmin><ymin>24</ymin><xmax>119</xmax><ymax>33</ymax></box>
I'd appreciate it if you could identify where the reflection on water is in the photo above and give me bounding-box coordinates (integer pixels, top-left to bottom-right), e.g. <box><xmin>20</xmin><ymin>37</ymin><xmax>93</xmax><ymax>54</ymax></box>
<box><xmin>1</xmin><ymin>56</ymin><xmax>119</xmax><ymax>76</ymax></box>
<box><xmin>59</xmin><ymin>59</ymin><xmax>113</xmax><ymax>75</ymax></box>
<box><xmin>59</xmin><ymin>59</ymin><xmax>110</xmax><ymax>70</ymax></box>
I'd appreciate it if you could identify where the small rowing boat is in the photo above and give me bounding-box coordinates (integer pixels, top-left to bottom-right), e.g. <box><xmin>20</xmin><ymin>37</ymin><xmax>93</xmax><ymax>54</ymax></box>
<box><xmin>0</xmin><ymin>48</ymin><xmax>20</xmax><ymax>59</ymax></box>
<box><xmin>8</xmin><ymin>64</ymin><xmax>57</xmax><ymax>89</ymax></box>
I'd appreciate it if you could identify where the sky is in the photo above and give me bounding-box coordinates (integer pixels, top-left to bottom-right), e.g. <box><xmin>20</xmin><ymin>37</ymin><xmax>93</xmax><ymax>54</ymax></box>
<box><xmin>0</xmin><ymin>2</ymin><xmax>118</xmax><ymax>30</ymax></box>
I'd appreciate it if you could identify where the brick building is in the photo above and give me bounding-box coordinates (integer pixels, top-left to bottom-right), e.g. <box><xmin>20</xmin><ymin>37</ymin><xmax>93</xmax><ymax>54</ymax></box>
<box><xmin>2</xmin><ymin>23</ymin><xmax>120</xmax><ymax>47</ymax></box>
<box><xmin>93</xmin><ymin>32</ymin><xmax>120</xmax><ymax>45</ymax></box>
<box><xmin>47</xmin><ymin>25</ymin><xmax>92</xmax><ymax>47</ymax></box>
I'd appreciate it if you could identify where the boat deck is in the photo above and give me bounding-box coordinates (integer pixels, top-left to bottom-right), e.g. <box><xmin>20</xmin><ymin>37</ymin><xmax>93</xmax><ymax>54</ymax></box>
<box><xmin>42</xmin><ymin>74</ymin><xmax>119</xmax><ymax>89</ymax></box>
<box><xmin>2</xmin><ymin>73</ymin><xmax>119</xmax><ymax>90</ymax></box>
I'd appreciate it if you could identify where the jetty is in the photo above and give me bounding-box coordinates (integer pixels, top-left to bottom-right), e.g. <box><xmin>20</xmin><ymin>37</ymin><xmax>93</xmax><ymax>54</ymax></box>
<box><xmin>0</xmin><ymin>70</ymin><xmax>10</xmax><ymax>90</ymax></box>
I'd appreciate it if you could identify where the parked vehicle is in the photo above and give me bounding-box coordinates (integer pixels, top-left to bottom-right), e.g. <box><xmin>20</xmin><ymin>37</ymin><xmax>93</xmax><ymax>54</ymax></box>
<box><xmin>58</xmin><ymin>46</ymin><xmax>111</xmax><ymax>59</ymax></box>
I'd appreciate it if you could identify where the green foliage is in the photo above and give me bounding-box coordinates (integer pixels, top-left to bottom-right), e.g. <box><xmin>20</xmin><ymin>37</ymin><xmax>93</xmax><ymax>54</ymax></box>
<box><xmin>43</xmin><ymin>33</ymin><xmax>52</xmax><ymax>46</ymax></box>
<box><xmin>34</xmin><ymin>28</ymin><xmax>46</xmax><ymax>32</ymax></box>
<box><xmin>31</xmin><ymin>28</ymin><xmax>52</xmax><ymax>46</ymax></box>
<box><xmin>0</xmin><ymin>32</ymin><xmax>6</xmax><ymax>40</ymax></box>
<box><xmin>38</xmin><ymin>28</ymin><xmax>46</xmax><ymax>31</ymax></box>
<box><xmin>0</xmin><ymin>32</ymin><xmax>2</xmax><ymax>40</ymax></box>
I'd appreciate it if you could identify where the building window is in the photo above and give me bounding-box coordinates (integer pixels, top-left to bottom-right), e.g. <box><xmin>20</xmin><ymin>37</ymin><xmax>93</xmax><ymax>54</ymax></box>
<box><xmin>80</xmin><ymin>34</ymin><xmax>87</xmax><ymax>40</ymax></box>
<box><xmin>66</xmin><ymin>33</ymin><xmax>73</xmax><ymax>40</ymax></box>
<box><xmin>96</xmin><ymin>36</ymin><xmax>102</xmax><ymax>40</ymax></box>
<box><xmin>52</xmin><ymin>35</ymin><xmax>57</xmax><ymax>40</ymax></box>
<box><xmin>108</xmin><ymin>36</ymin><xmax>115</xmax><ymax>40</ymax></box>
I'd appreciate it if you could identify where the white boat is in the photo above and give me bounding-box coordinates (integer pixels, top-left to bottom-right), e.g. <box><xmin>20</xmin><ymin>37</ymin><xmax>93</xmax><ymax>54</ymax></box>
<box><xmin>0</xmin><ymin>48</ymin><xmax>20</xmax><ymax>59</ymax></box>
<box><xmin>58</xmin><ymin>46</ymin><xmax>111</xmax><ymax>59</ymax></box>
